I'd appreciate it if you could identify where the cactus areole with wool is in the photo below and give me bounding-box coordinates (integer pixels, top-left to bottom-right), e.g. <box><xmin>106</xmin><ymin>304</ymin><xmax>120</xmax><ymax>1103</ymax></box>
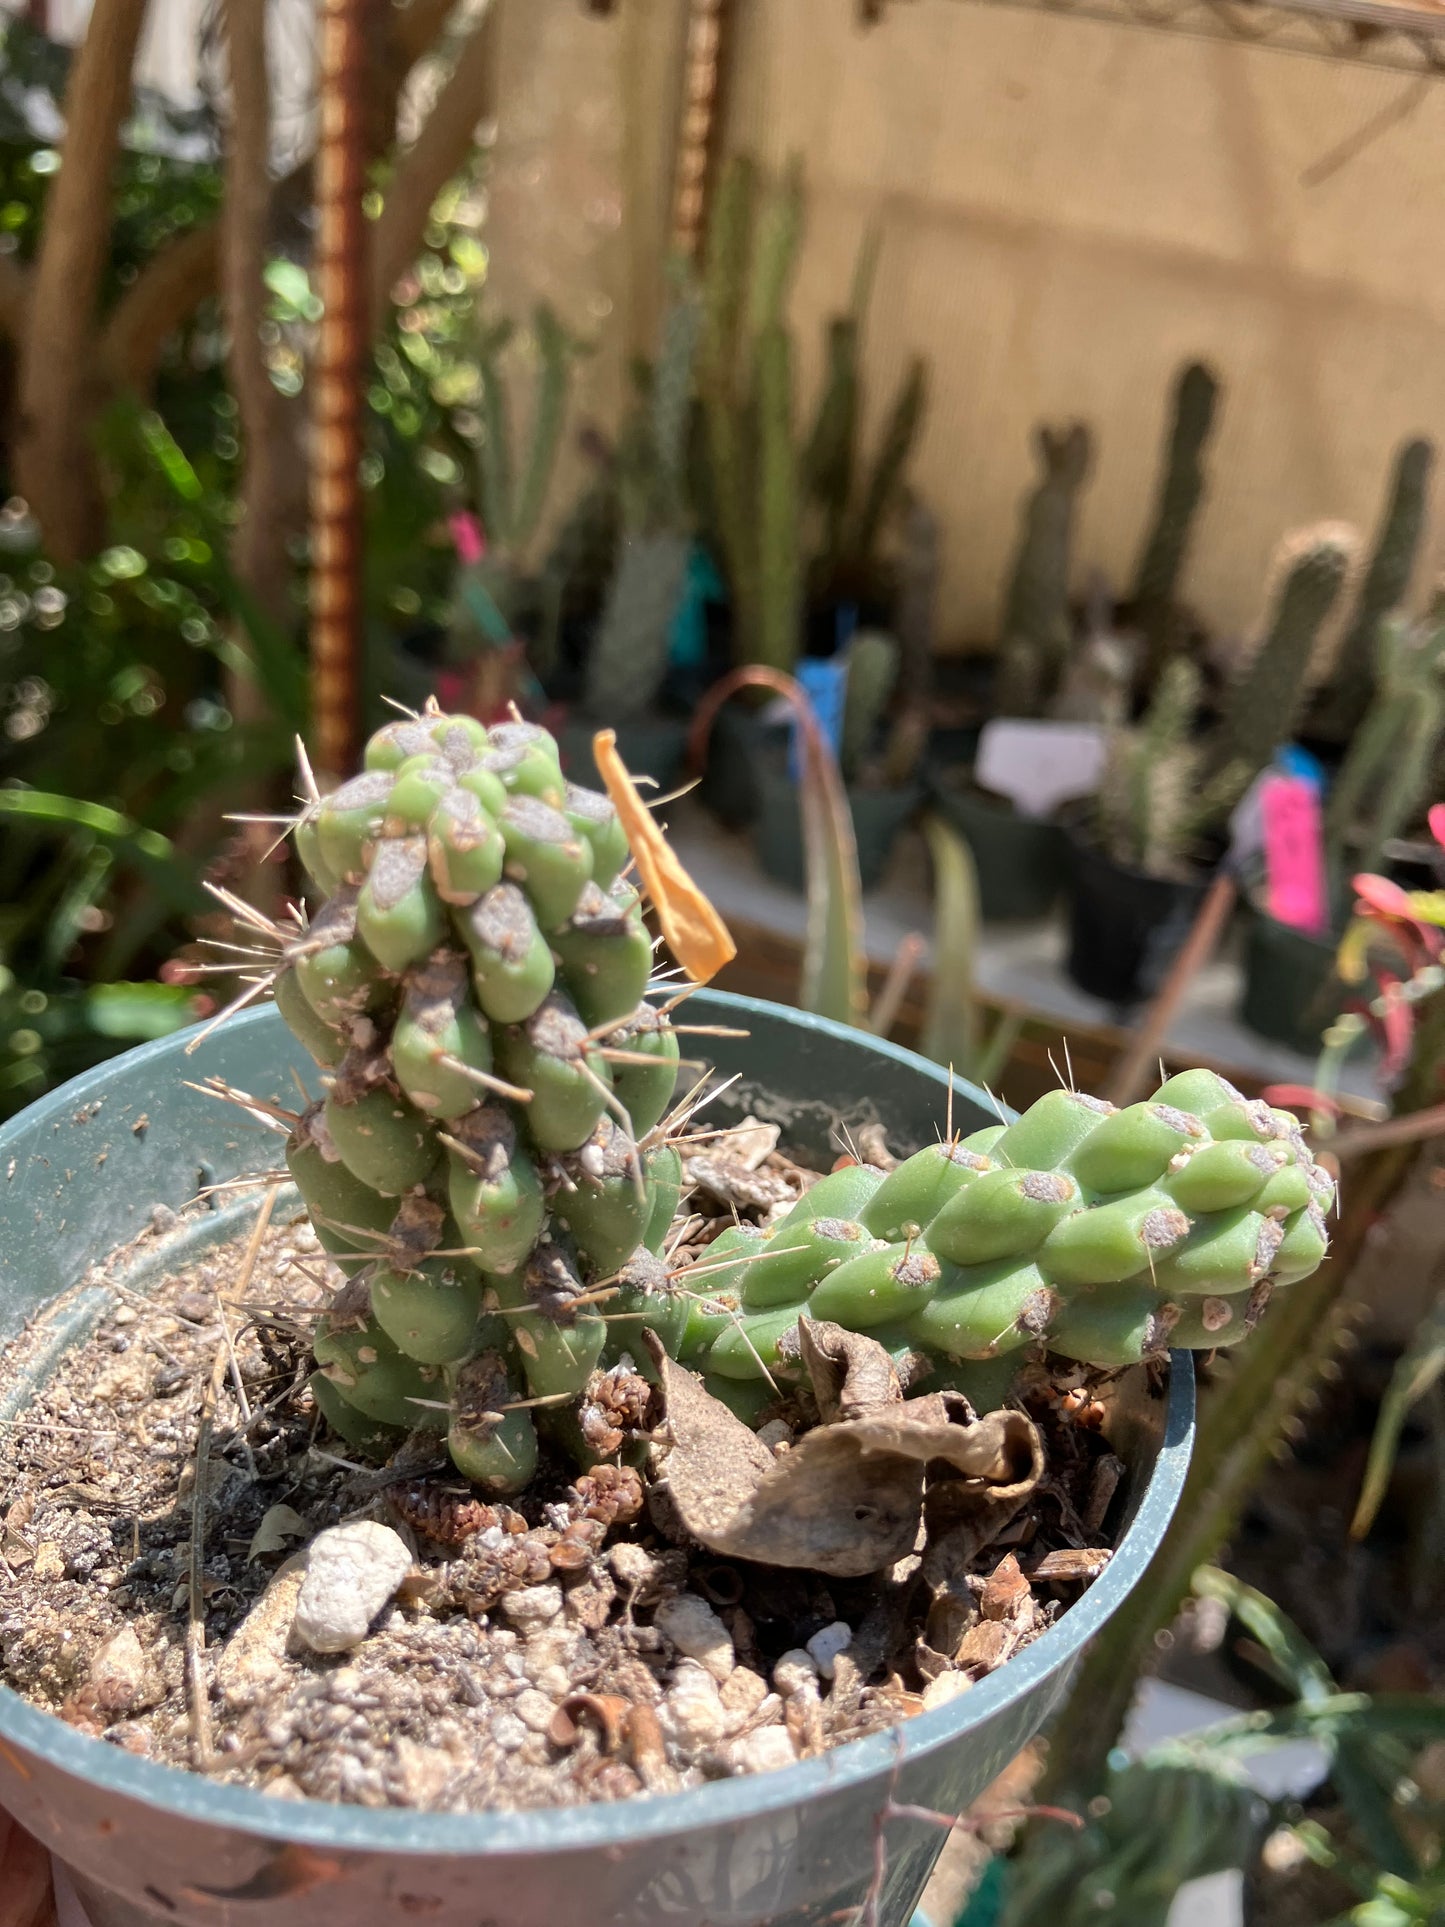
<box><xmin>275</xmin><ymin>706</ymin><xmax>1332</xmax><ymax>1492</ymax></box>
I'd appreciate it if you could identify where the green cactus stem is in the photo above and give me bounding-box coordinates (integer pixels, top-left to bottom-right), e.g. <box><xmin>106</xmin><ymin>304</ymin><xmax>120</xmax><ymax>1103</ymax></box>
<box><xmin>1215</xmin><ymin>521</ymin><xmax>1357</xmax><ymax>781</ymax></box>
<box><xmin>268</xmin><ymin>705</ymin><xmax>1330</xmax><ymax>1496</ymax></box>
<box><xmin>996</xmin><ymin>422</ymin><xmax>1094</xmax><ymax>718</ymax></box>
<box><xmin>1131</xmin><ymin>360</ymin><xmax>1220</xmax><ymax>666</ymax></box>
<box><xmin>1318</xmin><ymin>436</ymin><xmax>1434</xmax><ymax>740</ymax></box>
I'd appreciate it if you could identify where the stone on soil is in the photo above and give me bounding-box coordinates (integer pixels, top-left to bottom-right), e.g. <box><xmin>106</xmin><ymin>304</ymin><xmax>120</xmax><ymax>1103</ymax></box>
<box><xmin>292</xmin><ymin>1522</ymin><xmax>413</xmax><ymax>1654</ymax></box>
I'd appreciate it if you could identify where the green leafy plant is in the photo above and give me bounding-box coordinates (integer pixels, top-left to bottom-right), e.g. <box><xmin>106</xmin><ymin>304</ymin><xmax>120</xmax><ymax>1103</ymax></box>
<box><xmin>997</xmin><ymin>1569</ymin><xmax>1445</xmax><ymax>1927</ymax></box>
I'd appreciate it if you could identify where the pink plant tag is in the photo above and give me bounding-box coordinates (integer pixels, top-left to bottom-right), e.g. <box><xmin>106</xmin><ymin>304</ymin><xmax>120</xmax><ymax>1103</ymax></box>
<box><xmin>1261</xmin><ymin>772</ymin><xmax>1327</xmax><ymax>936</ymax></box>
<box><xmin>448</xmin><ymin>511</ymin><xmax>486</xmax><ymax>566</ymax></box>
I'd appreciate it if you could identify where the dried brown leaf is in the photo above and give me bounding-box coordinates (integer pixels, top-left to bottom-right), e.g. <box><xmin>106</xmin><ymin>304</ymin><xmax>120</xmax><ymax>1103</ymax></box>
<box><xmin>646</xmin><ymin>1336</ymin><xmax>1044</xmax><ymax>1578</ymax></box>
<box><xmin>799</xmin><ymin>1319</ymin><xmax>901</xmax><ymax>1422</ymax></box>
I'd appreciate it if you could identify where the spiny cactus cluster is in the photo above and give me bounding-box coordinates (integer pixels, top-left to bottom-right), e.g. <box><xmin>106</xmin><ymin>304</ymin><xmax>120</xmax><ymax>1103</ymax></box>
<box><xmin>677</xmin><ymin>1071</ymin><xmax>1332</xmax><ymax>1403</ymax></box>
<box><xmin>270</xmin><ymin>708</ymin><xmax>1330</xmax><ymax>1494</ymax></box>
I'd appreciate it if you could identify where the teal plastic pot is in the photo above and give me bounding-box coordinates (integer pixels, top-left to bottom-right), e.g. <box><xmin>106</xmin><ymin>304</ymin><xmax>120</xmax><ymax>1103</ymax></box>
<box><xmin>1240</xmin><ymin>908</ymin><xmax>1344</xmax><ymax>1057</ymax></box>
<box><xmin>0</xmin><ymin>995</ymin><xmax>1193</xmax><ymax>1927</ymax></box>
<box><xmin>552</xmin><ymin>715</ymin><xmax>689</xmax><ymax>793</ymax></box>
<box><xmin>753</xmin><ymin>759</ymin><xmax>923</xmax><ymax>891</ymax></box>
<box><xmin>929</xmin><ymin>775</ymin><xmax>1066</xmax><ymax>921</ymax></box>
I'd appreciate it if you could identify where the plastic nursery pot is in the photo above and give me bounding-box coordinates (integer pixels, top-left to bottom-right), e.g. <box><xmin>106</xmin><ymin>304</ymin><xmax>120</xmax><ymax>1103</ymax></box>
<box><xmin>0</xmin><ymin>993</ymin><xmax>1194</xmax><ymax>1927</ymax></box>
<box><xmin>695</xmin><ymin>699</ymin><xmax>769</xmax><ymax>830</ymax></box>
<box><xmin>552</xmin><ymin>716</ymin><xmax>689</xmax><ymax>794</ymax></box>
<box><xmin>1239</xmin><ymin>906</ymin><xmax>1344</xmax><ymax>1058</ymax></box>
<box><xmin>753</xmin><ymin>755</ymin><xmax>924</xmax><ymax>892</ymax></box>
<box><xmin>928</xmin><ymin>771</ymin><xmax>1067</xmax><ymax>921</ymax></box>
<box><xmin>1064</xmin><ymin>832</ymin><xmax>1210</xmax><ymax>1007</ymax></box>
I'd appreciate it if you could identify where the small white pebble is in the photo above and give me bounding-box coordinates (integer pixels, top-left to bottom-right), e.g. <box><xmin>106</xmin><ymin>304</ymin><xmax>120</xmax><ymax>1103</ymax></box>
<box><xmin>111</xmin><ymin>1306</ymin><xmax>136</xmax><ymax>1328</ymax></box>
<box><xmin>755</xmin><ymin>1419</ymin><xmax>792</xmax><ymax>1453</ymax></box>
<box><xmin>513</xmin><ymin>1688</ymin><xmax>557</xmax><ymax>1733</ymax></box>
<box><xmin>772</xmin><ymin>1648</ymin><xmax>819</xmax><ymax>1698</ymax></box>
<box><xmin>654</xmin><ymin>1594</ymin><xmax>735</xmax><ymax>1682</ymax></box>
<box><xmin>922</xmin><ymin>1671</ymin><xmax>972</xmax><ymax>1712</ymax></box>
<box><xmin>491</xmin><ymin>1712</ymin><xmax>528</xmax><ymax>1752</ymax></box>
<box><xmin>805</xmin><ymin>1621</ymin><xmax>853</xmax><ymax>1681</ymax></box>
<box><xmin>719</xmin><ymin>1725</ymin><xmax>798</xmax><ymax>1775</ymax></box>
<box><xmin>657</xmin><ymin>1660</ymin><xmax>731</xmax><ymax>1750</ymax></box>
<box><xmin>609</xmin><ymin>1542</ymin><xmax>659</xmax><ymax>1590</ymax></box>
<box><xmin>502</xmin><ymin>1583</ymin><xmax>563</xmax><ymax>1627</ymax></box>
<box><xmin>719</xmin><ymin>1667</ymin><xmax>768</xmax><ymax>1720</ymax></box>
<box><xmin>292</xmin><ymin>1523</ymin><xmax>412</xmax><ymax>1655</ymax></box>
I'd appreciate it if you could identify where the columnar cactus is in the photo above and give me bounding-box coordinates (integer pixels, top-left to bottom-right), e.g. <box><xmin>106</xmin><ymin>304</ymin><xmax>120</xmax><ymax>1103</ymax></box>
<box><xmin>1215</xmin><ymin>522</ymin><xmax>1357</xmax><ymax>780</ymax></box>
<box><xmin>995</xmin><ymin>422</ymin><xmax>1094</xmax><ymax>718</ymax></box>
<box><xmin>1131</xmin><ymin>360</ymin><xmax>1220</xmax><ymax>653</ymax></box>
<box><xmin>274</xmin><ymin>706</ymin><xmax>1331</xmax><ymax>1494</ymax></box>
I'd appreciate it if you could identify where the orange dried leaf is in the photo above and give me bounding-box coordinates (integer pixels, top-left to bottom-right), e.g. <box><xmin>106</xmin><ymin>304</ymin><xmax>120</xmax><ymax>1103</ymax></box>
<box><xmin>593</xmin><ymin>729</ymin><xmax>736</xmax><ymax>984</ymax></box>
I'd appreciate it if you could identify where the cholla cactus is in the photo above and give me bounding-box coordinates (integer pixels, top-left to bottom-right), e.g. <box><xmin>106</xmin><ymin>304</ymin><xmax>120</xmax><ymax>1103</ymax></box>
<box><xmin>271</xmin><ymin>706</ymin><xmax>1329</xmax><ymax>1491</ymax></box>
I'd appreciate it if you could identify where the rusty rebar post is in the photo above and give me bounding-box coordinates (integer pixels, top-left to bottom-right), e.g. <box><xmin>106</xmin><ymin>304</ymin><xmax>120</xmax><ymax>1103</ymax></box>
<box><xmin>670</xmin><ymin>0</ymin><xmax>728</xmax><ymax>259</ymax></box>
<box><xmin>311</xmin><ymin>0</ymin><xmax>369</xmax><ymax>781</ymax></box>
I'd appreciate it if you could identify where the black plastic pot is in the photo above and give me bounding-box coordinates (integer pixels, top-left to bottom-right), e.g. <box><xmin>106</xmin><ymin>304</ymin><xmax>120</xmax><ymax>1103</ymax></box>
<box><xmin>753</xmin><ymin>759</ymin><xmax>923</xmax><ymax>892</ymax></box>
<box><xmin>552</xmin><ymin>716</ymin><xmax>689</xmax><ymax>794</ymax></box>
<box><xmin>1064</xmin><ymin>834</ymin><xmax>1210</xmax><ymax>1007</ymax></box>
<box><xmin>695</xmin><ymin>700</ymin><xmax>768</xmax><ymax>830</ymax></box>
<box><xmin>929</xmin><ymin>774</ymin><xmax>1067</xmax><ymax>922</ymax></box>
<box><xmin>0</xmin><ymin>995</ymin><xmax>1193</xmax><ymax>1927</ymax></box>
<box><xmin>1239</xmin><ymin>908</ymin><xmax>1343</xmax><ymax>1057</ymax></box>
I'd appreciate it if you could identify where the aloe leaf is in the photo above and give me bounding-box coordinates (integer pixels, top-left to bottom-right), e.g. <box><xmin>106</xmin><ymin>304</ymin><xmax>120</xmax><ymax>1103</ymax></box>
<box><xmin>1351</xmin><ymin>1291</ymin><xmax>1445</xmax><ymax>1539</ymax></box>
<box><xmin>0</xmin><ymin>791</ymin><xmax>207</xmax><ymax>917</ymax></box>
<box><xmin>688</xmin><ymin>666</ymin><xmax>866</xmax><ymax>1026</ymax></box>
<box><xmin>921</xmin><ymin>813</ymin><xmax>979</xmax><ymax>1075</ymax></box>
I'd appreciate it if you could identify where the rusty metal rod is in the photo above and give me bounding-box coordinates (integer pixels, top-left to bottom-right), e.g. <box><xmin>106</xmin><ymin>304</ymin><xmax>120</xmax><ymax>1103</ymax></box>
<box><xmin>310</xmin><ymin>0</ymin><xmax>369</xmax><ymax>781</ymax></box>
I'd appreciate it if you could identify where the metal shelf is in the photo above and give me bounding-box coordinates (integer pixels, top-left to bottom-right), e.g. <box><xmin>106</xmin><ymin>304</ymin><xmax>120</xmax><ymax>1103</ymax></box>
<box><xmin>865</xmin><ymin>0</ymin><xmax>1445</xmax><ymax>76</ymax></box>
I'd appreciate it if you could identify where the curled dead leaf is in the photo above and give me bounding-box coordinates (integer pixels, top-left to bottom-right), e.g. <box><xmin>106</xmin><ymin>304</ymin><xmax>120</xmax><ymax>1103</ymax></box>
<box><xmin>645</xmin><ymin>1333</ymin><xmax>1044</xmax><ymax>1578</ymax></box>
<box><xmin>799</xmin><ymin>1319</ymin><xmax>902</xmax><ymax>1421</ymax></box>
<box><xmin>246</xmin><ymin>1504</ymin><xmax>309</xmax><ymax>1564</ymax></box>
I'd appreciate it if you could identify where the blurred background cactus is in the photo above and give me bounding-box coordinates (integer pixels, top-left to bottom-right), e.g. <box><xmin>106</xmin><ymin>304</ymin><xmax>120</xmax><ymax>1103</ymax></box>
<box><xmin>1129</xmin><ymin>359</ymin><xmax>1221</xmax><ymax>686</ymax></box>
<box><xmin>994</xmin><ymin>421</ymin><xmax>1095</xmax><ymax>718</ymax></box>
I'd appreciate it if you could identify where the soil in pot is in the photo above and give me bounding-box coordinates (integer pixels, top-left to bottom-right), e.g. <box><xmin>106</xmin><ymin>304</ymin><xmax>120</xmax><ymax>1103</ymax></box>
<box><xmin>0</xmin><ymin>1120</ymin><xmax>1128</xmax><ymax>1817</ymax></box>
<box><xmin>1239</xmin><ymin>908</ymin><xmax>1344</xmax><ymax>1058</ymax></box>
<box><xmin>929</xmin><ymin>772</ymin><xmax>1066</xmax><ymax>922</ymax></box>
<box><xmin>1064</xmin><ymin>833</ymin><xmax>1209</xmax><ymax>1006</ymax></box>
<box><xmin>753</xmin><ymin>753</ymin><xmax>922</xmax><ymax>892</ymax></box>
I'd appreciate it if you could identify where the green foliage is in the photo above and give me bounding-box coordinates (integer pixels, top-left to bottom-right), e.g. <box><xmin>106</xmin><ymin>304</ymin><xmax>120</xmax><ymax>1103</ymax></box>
<box><xmin>920</xmin><ymin>814</ymin><xmax>1021</xmax><ymax>1090</ymax></box>
<box><xmin>998</xmin><ymin>1572</ymin><xmax>1445</xmax><ymax>1927</ymax></box>
<box><xmin>1350</xmin><ymin>1288</ymin><xmax>1445</xmax><ymax>1539</ymax></box>
<box><xmin>1325</xmin><ymin>598</ymin><xmax>1445</xmax><ymax>883</ymax></box>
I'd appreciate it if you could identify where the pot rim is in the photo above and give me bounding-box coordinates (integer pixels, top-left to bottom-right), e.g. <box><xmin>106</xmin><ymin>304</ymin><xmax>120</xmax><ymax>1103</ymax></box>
<box><xmin>0</xmin><ymin>992</ymin><xmax>1195</xmax><ymax>1857</ymax></box>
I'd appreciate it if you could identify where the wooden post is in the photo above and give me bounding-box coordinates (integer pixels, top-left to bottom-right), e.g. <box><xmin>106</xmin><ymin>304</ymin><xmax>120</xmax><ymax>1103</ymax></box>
<box><xmin>311</xmin><ymin>0</ymin><xmax>369</xmax><ymax>782</ymax></box>
<box><xmin>670</xmin><ymin>0</ymin><xmax>728</xmax><ymax>258</ymax></box>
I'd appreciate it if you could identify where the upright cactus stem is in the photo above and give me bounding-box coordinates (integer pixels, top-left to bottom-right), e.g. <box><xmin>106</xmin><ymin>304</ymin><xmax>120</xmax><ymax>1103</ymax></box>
<box><xmin>272</xmin><ymin>706</ymin><xmax>1331</xmax><ymax>1492</ymax></box>
<box><xmin>996</xmin><ymin>422</ymin><xmax>1094</xmax><ymax>718</ymax></box>
<box><xmin>1215</xmin><ymin>521</ymin><xmax>1358</xmax><ymax>781</ymax></box>
<box><xmin>1132</xmin><ymin>360</ymin><xmax>1220</xmax><ymax>670</ymax></box>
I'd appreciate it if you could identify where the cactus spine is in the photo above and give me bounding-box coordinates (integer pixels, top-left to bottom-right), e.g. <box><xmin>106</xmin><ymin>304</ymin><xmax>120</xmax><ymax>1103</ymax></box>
<box><xmin>277</xmin><ymin>706</ymin><xmax>1329</xmax><ymax>1490</ymax></box>
<box><xmin>1320</xmin><ymin>437</ymin><xmax>1434</xmax><ymax>739</ymax></box>
<box><xmin>995</xmin><ymin>422</ymin><xmax>1094</xmax><ymax>718</ymax></box>
<box><xmin>1215</xmin><ymin>521</ymin><xmax>1358</xmax><ymax>780</ymax></box>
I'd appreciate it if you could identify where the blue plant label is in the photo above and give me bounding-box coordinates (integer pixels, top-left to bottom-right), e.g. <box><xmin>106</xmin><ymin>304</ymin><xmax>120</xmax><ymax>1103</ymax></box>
<box><xmin>792</xmin><ymin>656</ymin><xmax>848</xmax><ymax>781</ymax></box>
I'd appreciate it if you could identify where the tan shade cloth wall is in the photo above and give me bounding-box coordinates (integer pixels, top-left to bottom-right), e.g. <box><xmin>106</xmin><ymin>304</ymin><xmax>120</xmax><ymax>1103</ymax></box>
<box><xmin>721</xmin><ymin>0</ymin><xmax>1445</xmax><ymax>651</ymax></box>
